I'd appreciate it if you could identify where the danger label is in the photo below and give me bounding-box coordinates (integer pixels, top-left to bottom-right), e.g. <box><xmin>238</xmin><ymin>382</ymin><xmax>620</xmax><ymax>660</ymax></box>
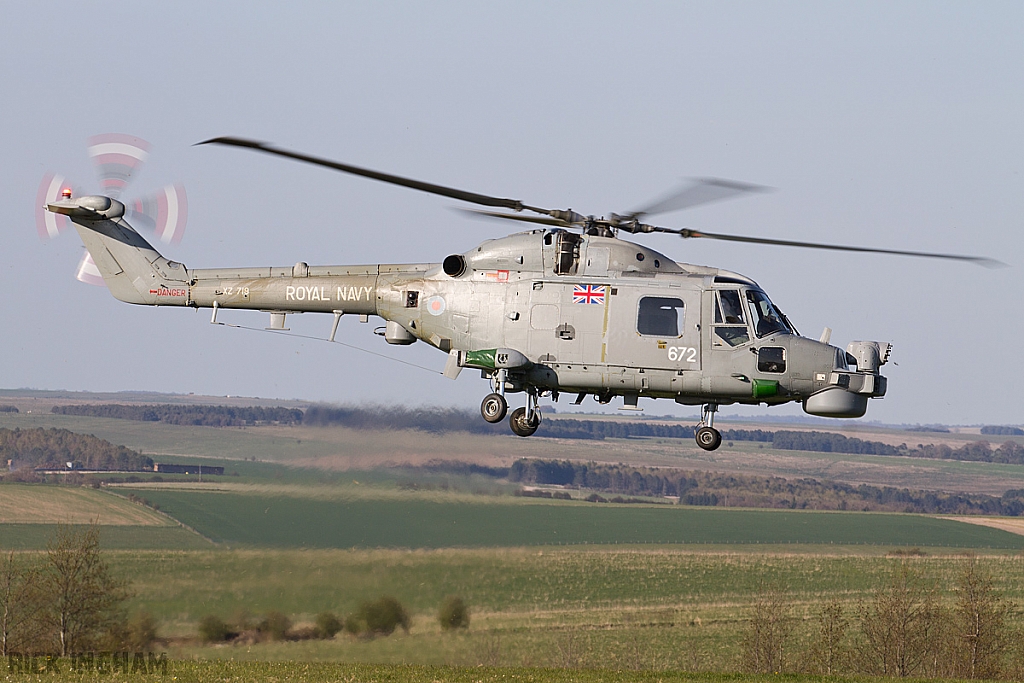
<box><xmin>150</xmin><ymin>287</ymin><xmax>187</xmax><ymax>297</ymax></box>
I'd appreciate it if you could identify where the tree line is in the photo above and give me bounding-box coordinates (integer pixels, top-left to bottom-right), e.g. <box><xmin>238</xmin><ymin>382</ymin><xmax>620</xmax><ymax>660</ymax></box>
<box><xmin>50</xmin><ymin>404</ymin><xmax>302</xmax><ymax>427</ymax></box>
<box><xmin>0</xmin><ymin>428</ymin><xmax>152</xmax><ymax>473</ymax></box>
<box><xmin>981</xmin><ymin>425</ymin><xmax>1024</xmax><ymax>436</ymax></box>
<box><xmin>507</xmin><ymin>458</ymin><xmax>1024</xmax><ymax>515</ymax></box>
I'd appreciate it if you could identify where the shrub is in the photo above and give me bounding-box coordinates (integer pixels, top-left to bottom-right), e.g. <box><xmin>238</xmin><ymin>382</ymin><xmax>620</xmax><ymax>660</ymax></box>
<box><xmin>198</xmin><ymin>615</ymin><xmax>231</xmax><ymax>643</ymax></box>
<box><xmin>438</xmin><ymin>596</ymin><xmax>469</xmax><ymax>631</ymax></box>
<box><xmin>257</xmin><ymin>611</ymin><xmax>292</xmax><ymax>641</ymax></box>
<box><xmin>345</xmin><ymin>596</ymin><xmax>410</xmax><ymax>637</ymax></box>
<box><xmin>314</xmin><ymin>612</ymin><xmax>342</xmax><ymax>639</ymax></box>
<box><xmin>125</xmin><ymin>611</ymin><xmax>158</xmax><ymax>651</ymax></box>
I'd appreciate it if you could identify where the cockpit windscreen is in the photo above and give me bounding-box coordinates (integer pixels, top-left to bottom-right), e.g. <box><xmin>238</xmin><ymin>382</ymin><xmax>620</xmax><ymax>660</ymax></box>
<box><xmin>746</xmin><ymin>290</ymin><xmax>791</xmax><ymax>338</ymax></box>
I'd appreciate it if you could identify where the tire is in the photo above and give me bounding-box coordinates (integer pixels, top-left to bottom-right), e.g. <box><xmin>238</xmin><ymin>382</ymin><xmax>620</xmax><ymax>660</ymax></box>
<box><xmin>480</xmin><ymin>393</ymin><xmax>508</xmax><ymax>423</ymax></box>
<box><xmin>695</xmin><ymin>426</ymin><xmax>722</xmax><ymax>451</ymax></box>
<box><xmin>509</xmin><ymin>407</ymin><xmax>540</xmax><ymax>437</ymax></box>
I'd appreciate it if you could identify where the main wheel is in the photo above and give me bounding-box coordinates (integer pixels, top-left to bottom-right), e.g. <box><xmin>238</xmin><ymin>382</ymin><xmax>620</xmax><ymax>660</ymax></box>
<box><xmin>480</xmin><ymin>393</ymin><xmax>508</xmax><ymax>423</ymax></box>
<box><xmin>509</xmin><ymin>407</ymin><xmax>540</xmax><ymax>437</ymax></box>
<box><xmin>695</xmin><ymin>426</ymin><xmax>722</xmax><ymax>451</ymax></box>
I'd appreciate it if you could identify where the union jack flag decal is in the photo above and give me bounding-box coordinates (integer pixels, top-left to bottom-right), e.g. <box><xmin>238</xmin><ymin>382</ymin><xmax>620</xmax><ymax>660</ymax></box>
<box><xmin>573</xmin><ymin>284</ymin><xmax>606</xmax><ymax>304</ymax></box>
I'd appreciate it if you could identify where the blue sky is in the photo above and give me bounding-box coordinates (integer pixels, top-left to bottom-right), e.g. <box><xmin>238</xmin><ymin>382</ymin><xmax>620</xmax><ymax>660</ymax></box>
<box><xmin>2</xmin><ymin>2</ymin><xmax>1021</xmax><ymax>425</ymax></box>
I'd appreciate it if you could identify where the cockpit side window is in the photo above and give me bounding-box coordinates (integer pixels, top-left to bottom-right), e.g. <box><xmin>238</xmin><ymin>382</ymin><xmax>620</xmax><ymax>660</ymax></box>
<box><xmin>719</xmin><ymin>290</ymin><xmax>746</xmax><ymax>324</ymax></box>
<box><xmin>713</xmin><ymin>290</ymin><xmax>750</xmax><ymax>347</ymax></box>
<box><xmin>637</xmin><ymin>297</ymin><xmax>684</xmax><ymax>337</ymax></box>
<box><xmin>745</xmin><ymin>289</ymin><xmax>790</xmax><ymax>338</ymax></box>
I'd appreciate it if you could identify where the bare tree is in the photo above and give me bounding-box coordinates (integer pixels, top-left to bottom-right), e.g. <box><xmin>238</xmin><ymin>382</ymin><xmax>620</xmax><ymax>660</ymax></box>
<box><xmin>742</xmin><ymin>579</ymin><xmax>793</xmax><ymax>674</ymax></box>
<box><xmin>553</xmin><ymin>627</ymin><xmax>587</xmax><ymax>668</ymax></box>
<box><xmin>857</xmin><ymin>561</ymin><xmax>937</xmax><ymax>677</ymax></box>
<box><xmin>1</xmin><ymin>553</ymin><xmax>29</xmax><ymax>655</ymax></box>
<box><xmin>40</xmin><ymin>524</ymin><xmax>130</xmax><ymax>655</ymax></box>
<box><xmin>950</xmin><ymin>556</ymin><xmax>1011</xmax><ymax>679</ymax></box>
<box><xmin>808</xmin><ymin>596</ymin><xmax>848</xmax><ymax>675</ymax></box>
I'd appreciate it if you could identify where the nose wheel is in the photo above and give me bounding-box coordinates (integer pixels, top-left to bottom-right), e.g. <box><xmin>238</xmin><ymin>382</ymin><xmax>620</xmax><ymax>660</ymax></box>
<box><xmin>695</xmin><ymin>403</ymin><xmax>722</xmax><ymax>451</ymax></box>
<box><xmin>509</xmin><ymin>388</ymin><xmax>541</xmax><ymax>437</ymax></box>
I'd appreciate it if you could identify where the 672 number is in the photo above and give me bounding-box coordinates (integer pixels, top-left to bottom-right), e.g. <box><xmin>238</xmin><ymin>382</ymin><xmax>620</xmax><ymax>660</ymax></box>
<box><xmin>667</xmin><ymin>346</ymin><xmax>697</xmax><ymax>363</ymax></box>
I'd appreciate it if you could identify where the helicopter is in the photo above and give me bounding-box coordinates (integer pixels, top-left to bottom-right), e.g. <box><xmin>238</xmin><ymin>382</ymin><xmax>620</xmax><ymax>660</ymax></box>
<box><xmin>44</xmin><ymin>137</ymin><xmax>999</xmax><ymax>451</ymax></box>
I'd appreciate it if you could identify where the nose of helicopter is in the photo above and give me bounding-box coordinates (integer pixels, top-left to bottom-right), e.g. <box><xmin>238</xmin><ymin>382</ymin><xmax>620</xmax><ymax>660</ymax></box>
<box><xmin>801</xmin><ymin>339</ymin><xmax>889</xmax><ymax>418</ymax></box>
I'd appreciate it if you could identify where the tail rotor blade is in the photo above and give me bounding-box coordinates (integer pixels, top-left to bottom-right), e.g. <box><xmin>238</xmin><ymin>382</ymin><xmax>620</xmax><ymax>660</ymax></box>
<box><xmin>87</xmin><ymin>133</ymin><xmax>150</xmax><ymax>200</ymax></box>
<box><xmin>75</xmin><ymin>251</ymin><xmax>106</xmax><ymax>286</ymax></box>
<box><xmin>36</xmin><ymin>173</ymin><xmax>72</xmax><ymax>240</ymax></box>
<box><xmin>128</xmin><ymin>184</ymin><xmax>188</xmax><ymax>244</ymax></box>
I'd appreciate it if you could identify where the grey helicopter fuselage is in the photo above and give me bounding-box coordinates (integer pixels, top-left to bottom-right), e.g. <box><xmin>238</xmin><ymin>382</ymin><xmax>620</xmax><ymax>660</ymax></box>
<box><xmin>52</xmin><ymin>194</ymin><xmax>888</xmax><ymax>439</ymax></box>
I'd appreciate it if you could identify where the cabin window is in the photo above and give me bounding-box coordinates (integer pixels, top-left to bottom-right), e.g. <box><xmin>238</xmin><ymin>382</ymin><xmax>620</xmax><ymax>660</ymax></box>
<box><xmin>757</xmin><ymin>347</ymin><xmax>786</xmax><ymax>373</ymax></box>
<box><xmin>637</xmin><ymin>297</ymin><xmax>684</xmax><ymax>337</ymax></box>
<box><xmin>713</xmin><ymin>290</ymin><xmax>750</xmax><ymax>347</ymax></box>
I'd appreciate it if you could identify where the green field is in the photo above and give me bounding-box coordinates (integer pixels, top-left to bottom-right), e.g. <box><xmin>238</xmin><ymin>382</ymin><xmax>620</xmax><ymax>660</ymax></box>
<box><xmin>122</xmin><ymin>486</ymin><xmax>1024</xmax><ymax>549</ymax></box>
<box><xmin>111</xmin><ymin>547</ymin><xmax>1024</xmax><ymax>621</ymax></box>
<box><xmin>89</xmin><ymin>548</ymin><xmax>1024</xmax><ymax>672</ymax></box>
<box><xmin>0</xmin><ymin>524</ymin><xmax>211</xmax><ymax>550</ymax></box>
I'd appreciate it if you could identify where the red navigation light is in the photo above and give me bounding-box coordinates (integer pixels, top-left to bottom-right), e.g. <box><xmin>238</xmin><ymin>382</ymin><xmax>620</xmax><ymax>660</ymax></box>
<box><xmin>61</xmin><ymin>188</ymin><xmax>72</xmax><ymax>199</ymax></box>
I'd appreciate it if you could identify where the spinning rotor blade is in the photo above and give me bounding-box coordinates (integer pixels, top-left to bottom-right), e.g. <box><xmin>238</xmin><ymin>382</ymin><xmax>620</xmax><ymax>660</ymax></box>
<box><xmin>87</xmin><ymin>133</ymin><xmax>150</xmax><ymax>200</ymax></box>
<box><xmin>75</xmin><ymin>252</ymin><xmax>105</xmax><ymax>286</ymax></box>
<box><xmin>629</xmin><ymin>178</ymin><xmax>772</xmax><ymax>220</ymax></box>
<box><xmin>198</xmin><ymin>137</ymin><xmax>551</xmax><ymax>215</ymax></box>
<box><xmin>458</xmin><ymin>208</ymin><xmax>575</xmax><ymax>228</ymax></box>
<box><xmin>669</xmin><ymin>227</ymin><xmax>1004</xmax><ymax>267</ymax></box>
<box><xmin>35</xmin><ymin>173</ymin><xmax>72</xmax><ymax>240</ymax></box>
<box><xmin>127</xmin><ymin>184</ymin><xmax>189</xmax><ymax>245</ymax></box>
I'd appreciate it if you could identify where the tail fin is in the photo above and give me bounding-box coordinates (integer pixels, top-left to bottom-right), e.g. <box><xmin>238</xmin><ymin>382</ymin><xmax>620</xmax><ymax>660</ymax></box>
<box><xmin>46</xmin><ymin>195</ymin><xmax>189</xmax><ymax>305</ymax></box>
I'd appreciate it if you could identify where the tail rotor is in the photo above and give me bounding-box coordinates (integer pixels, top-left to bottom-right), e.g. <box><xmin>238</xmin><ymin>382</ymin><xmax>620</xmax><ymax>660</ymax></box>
<box><xmin>37</xmin><ymin>134</ymin><xmax>189</xmax><ymax>285</ymax></box>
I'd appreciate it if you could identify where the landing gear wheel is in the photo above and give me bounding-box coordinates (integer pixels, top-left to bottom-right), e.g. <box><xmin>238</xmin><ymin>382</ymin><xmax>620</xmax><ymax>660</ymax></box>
<box><xmin>509</xmin><ymin>407</ymin><xmax>540</xmax><ymax>437</ymax></box>
<box><xmin>480</xmin><ymin>393</ymin><xmax>508</xmax><ymax>423</ymax></box>
<box><xmin>695</xmin><ymin>426</ymin><xmax>722</xmax><ymax>451</ymax></box>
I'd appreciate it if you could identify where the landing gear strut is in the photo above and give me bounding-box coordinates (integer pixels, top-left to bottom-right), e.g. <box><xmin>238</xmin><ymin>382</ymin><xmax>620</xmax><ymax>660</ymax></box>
<box><xmin>509</xmin><ymin>388</ymin><xmax>541</xmax><ymax>437</ymax></box>
<box><xmin>695</xmin><ymin>403</ymin><xmax>722</xmax><ymax>451</ymax></box>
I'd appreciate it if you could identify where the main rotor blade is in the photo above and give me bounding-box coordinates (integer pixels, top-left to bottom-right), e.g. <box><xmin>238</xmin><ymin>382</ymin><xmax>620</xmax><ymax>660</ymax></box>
<box><xmin>197</xmin><ymin>137</ymin><xmax>548</xmax><ymax>214</ymax></box>
<box><xmin>677</xmin><ymin>228</ymin><xmax>1004</xmax><ymax>267</ymax></box>
<box><xmin>457</xmin><ymin>208</ymin><xmax>574</xmax><ymax>228</ymax></box>
<box><xmin>630</xmin><ymin>178</ymin><xmax>772</xmax><ymax>219</ymax></box>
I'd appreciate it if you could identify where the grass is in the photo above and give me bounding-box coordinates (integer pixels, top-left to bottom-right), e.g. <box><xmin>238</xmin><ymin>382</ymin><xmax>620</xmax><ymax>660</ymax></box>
<box><xmin>3</xmin><ymin>659</ymin><xmax>973</xmax><ymax>682</ymax></box>
<box><xmin>97</xmin><ymin>547</ymin><xmax>1024</xmax><ymax>635</ymax></box>
<box><xmin>0</xmin><ymin>483</ymin><xmax>172</xmax><ymax>525</ymax></box>
<box><xmin>0</xmin><ymin>545</ymin><xmax>993</xmax><ymax>672</ymax></box>
<box><xmin>117</xmin><ymin>486</ymin><xmax>1024</xmax><ymax>549</ymax></box>
<box><xmin>8</xmin><ymin>542</ymin><xmax>1024</xmax><ymax>672</ymax></box>
<box><xmin>0</xmin><ymin>524</ymin><xmax>211</xmax><ymax>550</ymax></box>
